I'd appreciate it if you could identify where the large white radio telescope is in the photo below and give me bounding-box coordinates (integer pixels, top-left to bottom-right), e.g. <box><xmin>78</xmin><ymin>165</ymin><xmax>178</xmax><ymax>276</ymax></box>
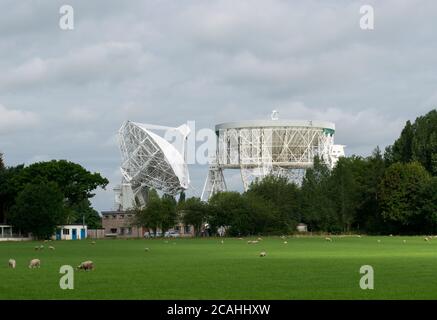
<box><xmin>116</xmin><ymin>121</ymin><xmax>190</xmax><ymax>209</ymax></box>
<box><xmin>202</xmin><ymin>118</ymin><xmax>344</xmax><ymax>200</ymax></box>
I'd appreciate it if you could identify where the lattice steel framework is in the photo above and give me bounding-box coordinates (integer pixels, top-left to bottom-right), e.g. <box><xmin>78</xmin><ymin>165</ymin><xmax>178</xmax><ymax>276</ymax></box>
<box><xmin>202</xmin><ymin>120</ymin><xmax>341</xmax><ymax>200</ymax></box>
<box><xmin>118</xmin><ymin>121</ymin><xmax>190</xmax><ymax>207</ymax></box>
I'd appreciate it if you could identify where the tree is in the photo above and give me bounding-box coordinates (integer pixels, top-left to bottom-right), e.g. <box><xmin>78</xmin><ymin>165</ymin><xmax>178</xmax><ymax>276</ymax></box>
<box><xmin>417</xmin><ymin>177</ymin><xmax>437</xmax><ymax>233</ymax></box>
<box><xmin>352</xmin><ymin>148</ymin><xmax>387</xmax><ymax>233</ymax></box>
<box><xmin>208</xmin><ymin>192</ymin><xmax>247</xmax><ymax>235</ymax></box>
<box><xmin>10</xmin><ymin>160</ymin><xmax>109</xmax><ymax>206</ymax></box>
<box><xmin>299</xmin><ymin>157</ymin><xmax>337</xmax><ymax>232</ymax></box>
<box><xmin>379</xmin><ymin>162</ymin><xmax>431</xmax><ymax>233</ymax></box>
<box><xmin>385</xmin><ymin>109</ymin><xmax>437</xmax><ymax>175</ymax></box>
<box><xmin>0</xmin><ymin>164</ymin><xmax>24</xmax><ymax>223</ymax></box>
<box><xmin>160</xmin><ymin>194</ymin><xmax>177</xmax><ymax>236</ymax></box>
<box><xmin>246</xmin><ymin>175</ymin><xmax>299</xmax><ymax>233</ymax></box>
<box><xmin>0</xmin><ymin>153</ymin><xmax>4</xmax><ymax>171</ymax></box>
<box><xmin>180</xmin><ymin>197</ymin><xmax>209</xmax><ymax>236</ymax></box>
<box><xmin>329</xmin><ymin>157</ymin><xmax>359</xmax><ymax>232</ymax></box>
<box><xmin>9</xmin><ymin>182</ymin><xmax>65</xmax><ymax>239</ymax></box>
<box><xmin>140</xmin><ymin>197</ymin><xmax>162</xmax><ymax>236</ymax></box>
<box><xmin>68</xmin><ymin>199</ymin><xmax>102</xmax><ymax>229</ymax></box>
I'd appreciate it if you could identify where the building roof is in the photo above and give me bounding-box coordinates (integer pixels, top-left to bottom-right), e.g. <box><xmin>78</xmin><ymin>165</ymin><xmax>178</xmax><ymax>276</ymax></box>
<box><xmin>101</xmin><ymin>210</ymin><xmax>128</xmax><ymax>215</ymax></box>
<box><xmin>216</xmin><ymin>120</ymin><xmax>335</xmax><ymax>131</ymax></box>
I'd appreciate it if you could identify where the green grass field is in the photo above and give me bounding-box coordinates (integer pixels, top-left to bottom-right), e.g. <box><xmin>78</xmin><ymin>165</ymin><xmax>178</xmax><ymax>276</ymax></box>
<box><xmin>1</xmin><ymin>236</ymin><xmax>437</xmax><ymax>299</ymax></box>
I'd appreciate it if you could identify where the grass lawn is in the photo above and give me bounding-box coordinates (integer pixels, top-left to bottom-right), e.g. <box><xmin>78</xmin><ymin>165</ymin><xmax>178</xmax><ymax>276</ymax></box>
<box><xmin>1</xmin><ymin>236</ymin><xmax>437</xmax><ymax>299</ymax></box>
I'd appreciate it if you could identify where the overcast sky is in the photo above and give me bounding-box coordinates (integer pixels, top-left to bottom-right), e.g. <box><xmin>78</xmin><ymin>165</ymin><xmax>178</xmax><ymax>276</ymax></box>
<box><xmin>1</xmin><ymin>0</ymin><xmax>436</xmax><ymax>212</ymax></box>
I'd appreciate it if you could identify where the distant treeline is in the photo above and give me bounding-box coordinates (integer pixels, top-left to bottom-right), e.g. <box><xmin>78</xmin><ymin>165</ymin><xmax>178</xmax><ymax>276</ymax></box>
<box><xmin>0</xmin><ymin>159</ymin><xmax>108</xmax><ymax>239</ymax></box>
<box><xmin>173</xmin><ymin>109</ymin><xmax>437</xmax><ymax>236</ymax></box>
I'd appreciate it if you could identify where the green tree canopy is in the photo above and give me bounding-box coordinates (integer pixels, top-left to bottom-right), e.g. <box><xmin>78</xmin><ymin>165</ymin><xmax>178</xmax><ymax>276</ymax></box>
<box><xmin>246</xmin><ymin>175</ymin><xmax>299</xmax><ymax>232</ymax></box>
<box><xmin>379</xmin><ymin>162</ymin><xmax>431</xmax><ymax>232</ymax></box>
<box><xmin>180</xmin><ymin>197</ymin><xmax>209</xmax><ymax>236</ymax></box>
<box><xmin>385</xmin><ymin>109</ymin><xmax>437</xmax><ymax>174</ymax></box>
<box><xmin>9</xmin><ymin>182</ymin><xmax>65</xmax><ymax>239</ymax></box>
<box><xmin>10</xmin><ymin>160</ymin><xmax>109</xmax><ymax>205</ymax></box>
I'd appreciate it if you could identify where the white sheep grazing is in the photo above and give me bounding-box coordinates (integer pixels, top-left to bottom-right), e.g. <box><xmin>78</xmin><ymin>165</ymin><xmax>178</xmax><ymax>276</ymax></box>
<box><xmin>424</xmin><ymin>237</ymin><xmax>429</xmax><ymax>242</ymax></box>
<box><xmin>144</xmin><ymin>247</ymin><xmax>150</xmax><ymax>252</ymax></box>
<box><xmin>220</xmin><ymin>240</ymin><xmax>224</xmax><ymax>244</ymax></box>
<box><xmin>259</xmin><ymin>251</ymin><xmax>266</xmax><ymax>257</ymax></box>
<box><xmin>283</xmin><ymin>241</ymin><xmax>288</xmax><ymax>244</ymax></box>
<box><xmin>325</xmin><ymin>237</ymin><xmax>332</xmax><ymax>242</ymax></box>
<box><xmin>34</xmin><ymin>246</ymin><xmax>39</xmax><ymax>251</ymax></box>
<box><xmin>39</xmin><ymin>245</ymin><xmax>44</xmax><ymax>250</ymax></box>
<box><xmin>28</xmin><ymin>259</ymin><xmax>41</xmax><ymax>268</ymax></box>
<box><xmin>377</xmin><ymin>240</ymin><xmax>381</xmax><ymax>243</ymax></box>
<box><xmin>77</xmin><ymin>260</ymin><xmax>94</xmax><ymax>271</ymax></box>
<box><xmin>257</xmin><ymin>237</ymin><xmax>263</xmax><ymax>241</ymax></box>
<box><xmin>49</xmin><ymin>246</ymin><xmax>55</xmax><ymax>250</ymax></box>
<box><xmin>238</xmin><ymin>237</ymin><xmax>244</xmax><ymax>240</ymax></box>
<box><xmin>403</xmin><ymin>240</ymin><xmax>407</xmax><ymax>243</ymax></box>
<box><xmin>357</xmin><ymin>235</ymin><xmax>362</xmax><ymax>238</ymax></box>
<box><xmin>91</xmin><ymin>241</ymin><xmax>96</xmax><ymax>245</ymax></box>
<box><xmin>8</xmin><ymin>259</ymin><xmax>16</xmax><ymax>269</ymax></box>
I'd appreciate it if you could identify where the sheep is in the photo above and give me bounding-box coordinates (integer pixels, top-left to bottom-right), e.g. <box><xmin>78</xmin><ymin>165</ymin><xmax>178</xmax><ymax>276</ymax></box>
<box><xmin>28</xmin><ymin>259</ymin><xmax>41</xmax><ymax>268</ymax></box>
<box><xmin>257</xmin><ymin>237</ymin><xmax>263</xmax><ymax>241</ymax></box>
<box><xmin>39</xmin><ymin>245</ymin><xmax>44</xmax><ymax>250</ymax></box>
<box><xmin>238</xmin><ymin>237</ymin><xmax>244</xmax><ymax>240</ymax></box>
<box><xmin>77</xmin><ymin>260</ymin><xmax>94</xmax><ymax>271</ymax></box>
<box><xmin>34</xmin><ymin>246</ymin><xmax>40</xmax><ymax>251</ymax></box>
<box><xmin>357</xmin><ymin>235</ymin><xmax>362</xmax><ymax>238</ymax></box>
<box><xmin>283</xmin><ymin>241</ymin><xmax>288</xmax><ymax>244</ymax></box>
<box><xmin>424</xmin><ymin>237</ymin><xmax>429</xmax><ymax>242</ymax></box>
<box><xmin>259</xmin><ymin>251</ymin><xmax>266</xmax><ymax>257</ymax></box>
<box><xmin>144</xmin><ymin>247</ymin><xmax>150</xmax><ymax>252</ymax></box>
<box><xmin>325</xmin><ymin>237</ymin><xmax>332</xmax><ymax>242</ymax></box>
<box><xmin>377</xmin><ymin>240</ymin><xmax>381</xmax><ymax>243</ymax></box>
<box><xmin>8</xmin><ymin>259</ymin><xmax>16</xmax><ymax>269</ymax></box>
<box><xmin>247</xmin><ymin>240</ymin><xmax>259</xmax><ymax>244</ymax></box>
<box><xmin>49</xmin><ymin>246</ymin><xmax>55</xmax><ymax>250</ymax></box>
<box><xmin>90</xmin><ymin>241</ymin><xmax>96</xmax><ymax>245</ymax></box>
<box><xmin>403</xmin><ymin>240</ymin><xmax>407</xmax><ymax>243</ymax></box>
<box><xmin>220</xmin><ymin>240</ymin><xmax>224</xmax><ymax>244</ymax></box>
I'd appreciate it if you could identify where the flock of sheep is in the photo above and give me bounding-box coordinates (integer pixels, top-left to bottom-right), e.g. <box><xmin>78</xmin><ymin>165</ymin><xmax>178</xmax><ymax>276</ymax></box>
<box><xmin>7</xmin><ymin>235</ymin><xmax>435</xmax><ymax>270</ymax></box>
<box><xmin>7</xmin><ymin>241</ymin><xmax>95</xmax><ymax>270</ymax></box>
<box><xmin>241</xmin><ymin>234</ymin><xmax>437</xmax><ymax>258</ymax></box>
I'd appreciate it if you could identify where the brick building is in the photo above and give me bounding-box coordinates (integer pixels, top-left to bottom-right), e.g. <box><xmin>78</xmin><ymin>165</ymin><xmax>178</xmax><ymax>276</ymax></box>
<box><xmin>101</xmin><ymin>210</ymin><xmax>195</xmax><ymax>238</ymax></box>
<box><xmin>101</xmin><ymin>211</ymin><xmax>145</xmax><ymax>238</ymax></box>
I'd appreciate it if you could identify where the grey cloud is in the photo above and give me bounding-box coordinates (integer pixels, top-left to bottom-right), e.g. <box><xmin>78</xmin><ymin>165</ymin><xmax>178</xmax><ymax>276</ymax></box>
<box><xmin>0</xmin><ymin>0</ymin><xmax>436</xmax><ymax>211</ymax></box>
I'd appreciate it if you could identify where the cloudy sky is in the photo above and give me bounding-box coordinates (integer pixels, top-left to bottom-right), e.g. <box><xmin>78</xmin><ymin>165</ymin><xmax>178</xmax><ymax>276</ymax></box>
<box><xmin>1</xmin><ymin>0</ymin><xmax>436</xmax><ymax>211</ymax></box>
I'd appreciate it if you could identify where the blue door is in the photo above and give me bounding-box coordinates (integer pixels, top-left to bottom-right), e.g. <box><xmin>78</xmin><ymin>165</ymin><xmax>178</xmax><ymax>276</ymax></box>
<box><xmin>80</xmin><ymin>228</ymin><xmax>86</xmax><ymax>239</ymax></box>
<box><xmin>56</xmin><ymin>229</ymin><xmax>61</xmax><ymax>240</ymax></box>
<box><xmin>72</xmin><ymin>229</ymin><xmax>77</xmax><ymax>240</ymax></box>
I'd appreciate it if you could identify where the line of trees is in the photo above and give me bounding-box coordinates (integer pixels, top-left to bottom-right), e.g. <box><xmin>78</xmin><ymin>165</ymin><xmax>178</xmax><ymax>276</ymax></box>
<box><xmin>139</xmin><ymin>109</ymin><xmax>436</xmax><ymax>237</ymax></box>
<box><xmin>2</xmin><ymin>109</ymin><xmax>435</xmax><ymax>238</ymax></box>
<box><xmin>0</xmin><ymin>158</ymin><xmax>108</xmax><ymax>239</ymax></box>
